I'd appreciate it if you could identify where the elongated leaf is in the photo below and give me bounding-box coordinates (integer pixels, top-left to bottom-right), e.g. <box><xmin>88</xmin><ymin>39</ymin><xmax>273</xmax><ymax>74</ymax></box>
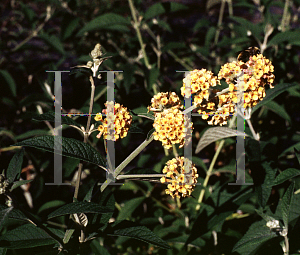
<box><xmin>107</xmin><ymin>221</ymin><xmax>171</xmax><ymax>249</ymax></box>
<box><xmin>264</xmin><ymin>101</ymin><xmax>291</xmax><ymax>123</ymax></box>
<box><xmin>144</xmin><ymin>3</ymin><xmax>165</xmax><ymax>20</ymax></box>
<box><xmin>76</xmin><ymin>13</ymin><xmax>130</xmax><ymax>36</ymax></box>
<box><xmin>0</xmin><ymin>224</ymin><xmax>62</xmax><ymax>249</ymax></box>
<box><xmin>195</xmin><ymin>127</ymin><xmax>247</xmax><ymax>154</ymax></box>
<box><xmin>232</xmin><ymin>220</ymin><xmax>277</xmax><ymax>255</ymax></box>
<box><xmin>0</xmin><ymin>205</ymin><xmax>28</xmax><ymax>223</ymax></box>
<box><xmin>147</xmin><ymin>128</ymin><xmax>155</xmax><ymax>140</ymax></box>
<box><xmin>6</xmin><ymin>149</ymin><xmax>24</xmax><ymax>183</ymax></box>
<box><xmin>252</xmin><ymin>83</ymin><xmax>297</xmax><ymax>114</ymax></box>
<box><xmin>268</xmin><ymin>31</ymin><xmax>300</xmax><ymax>46</ymax></box>
<box><xmin>39</xmin><ymin>33</ymin><xmax>65</xmax><ymax>55</ymax></box>
<box><xmin>0</xmin><ymin>70</ymin><xmax>16</xmax><ymax>97</ymax></box>
<box><xmin>37</xmin><ymin>200</ymin><xmax>65</xmax><ymax>214</ymax></box>
<box><xmin>273</xmin><ymin>168</ymin><xmax>300</xmax><ymax>186</ymax></box>
<box><xmin>10</xmin><ymin>179</ymin><xmax>33</xmax><ymax>191</ymax></box>
<box><xmin>230</xmin><ymin>16</ymin><xmax>262</xmax><ymax>39</ymax></box>
<box><xmin>32</xmin><ymin>111</ymin><xmax>81</xmax><ymax>128</ymax></box>
<box><xmin>47</xmin><ymin>201</ymin><xmax>114</xmax><ymax>219</ymax></box>
<box><xmin>13</xmin><ymin>136</ymin><xmax>105</xmax><ymax>167</ymax></box>
<box><xmin>15</xmin><ymin>129</ymin><xmax>51</xmax><ymax>140</ymax></box>
<box><xmin>90</xmin><ymin>239</ymin><xmax>111</xmax><ymax>255</ymax></box>
<box><xmin>117</xmin><ymin>197</ymin><xmax>145</xmax><ymax>221</ymax></box>
<box><xmin>281</xmin><ymin>182</ymin><xmax>294</xmax><ymax>228</ymax></box>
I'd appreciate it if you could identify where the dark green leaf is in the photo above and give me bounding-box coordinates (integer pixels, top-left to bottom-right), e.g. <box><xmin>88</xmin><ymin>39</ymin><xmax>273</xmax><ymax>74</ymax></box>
<box><xmin>39</xmin><ymin>33</ymin><xmax>65</xmax><ymax>55</ymax></box>
<box><xmin>6</xmin><ymin>149</ymin><xmax>24</xmax><ymax>183</ymax></box>
<box><xmin>0</xmin><ymin>224</ymin><xmax>62</xmax><ymax>249</ymax></box>
<box><xmin>230</xmin><ymin>16</ymin><xmax>262</xmax><ymax>39</ymax></box>
<box><xmin>47</xmin><ymin>201</ymin><xmax>114</xmax><ymax>219</ymax></box>
<box><xmin>264</xmin><ymin>101</ymin><xmax>291</xmax><ymax>123</ymax></box>
<box><xmin>117</xmin><ymin>197</ymin><xmax>145</xmax><ymax>221</ymax></box>
<box><xmin>13</xmin><ymin>136</ymin><xmax>105</xmax><ymax>167</ymax></box>
<box><xmin>62</xmin><ymin>17</ymin><xmax>80</xmax><ymax>40</ymax></box>
<box><xmin>147</xmin><ymin>128</ymin><xmax>155</xmax><ymax>140</ymax></box>
<box><xmin>15</xmin><ymin>129</ymin><xmax>51</xmax><ymax>140</ymax></box>
<box><xmin>90</xmin><ymin>239</ymin><xmax>111</xmax><ymax>255</ymax></box>
<box><xmin>0</xmin><ymin>70</ymin><xmax>16</xmax><ymax>97</ymax></box>
<box><xmin>147</xmin><ymin>68</ymin><xmax>159</xmax><ymax>90</ymax></box>
<box><xmin>37</xmin><ymin>200</ymin><xmax>66</xmax><ymax>214</ymax></box>
<box><xmin>10</xmin><ymin>179</ymin><xmax>33</xmax><ymax>191</ymax></box>
<box><xmin>273</xmin><ymin>168</ymin><xmax>300</xmax><ymax>186</ymax></box>
<box><xmin>0</xmin><ymin>205</ymin><xmax>28</xmax><ymax>224</ymax></box>
<box><xmin>144</xmin><ymin>3</ymin><xmax>165</xmax><ymax>20</ymax></box>
<box><xmin>128</xmin><ymin>124</ymin><xmax>145</xmax><ymax>135</ymax></box>
<box><xmin>76</xmin><ymin>13</ymin><xmax>130</xmax><ymax>36</ymax></box>
<box><xmin>107</xmin><ymin>221</ymin><xmax>171</xmax><ymax>249</ymax></box>
<box><xmin>268</xmin><ymin>31</ymin><xmax>300</xmax><ymax>46</ymax></box>
<box><xmin>281</xmin><ymin>182</ymin><xmax>294</xmax><ymax>228</ymax></box>
<box><xmin>252</xmin><ymin>83</ymin><xmax>297</xmax><ymax>114</ymax></box>
<box><xmin>232</xmin><ymin>220</ymin><xmax>277</xmax><ymax>255</ymax></box>
<box><xmin>32</xmin><ymin>111</ymin><xmax>81</xmax><ymax>128</ymax></box>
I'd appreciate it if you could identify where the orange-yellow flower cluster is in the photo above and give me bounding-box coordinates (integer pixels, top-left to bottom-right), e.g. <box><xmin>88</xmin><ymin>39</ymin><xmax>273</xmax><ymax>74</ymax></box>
<box><xmin>181</xmin><ymin>69</ymin><xmax>220</xmax><ymax>105</ymax></box>
<box><xmin>160</xmin><ymin>157</ymin><xmax>198</xmax><ymax>198</ymax></box>
<box><xmin>148</xmin><ymin>92</ymin><xmax>192</xmax><ymax>149</ymax></box>
<box><xmin>94</xmin><ymin>102</ymin><xmax>132</xmax><ymax>141</ymax></box>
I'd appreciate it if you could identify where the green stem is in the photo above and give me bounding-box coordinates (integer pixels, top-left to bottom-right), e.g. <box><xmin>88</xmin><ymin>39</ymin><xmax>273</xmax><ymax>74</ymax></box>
<box><xmin>195</xmin><ymin>115</ymin><xmax>236</xmax><ymax>211</ymax></box>
<box><xmin>128</xmin><ymin>0</ymin><xmax>151</xmax><ymax>69</ymax></box>
<box><xmin>167</xmin><ymin>50</ymin><xmax>193</xmax><ymax>70</ymax></box>
<box><xmin>214</xmin><ymin>0</ymin><xmax>226</xmax><ymax>45</ymax></box>
<box><xmin>100</xmin><ymin>136</ymin><xmax>154</xmax><ymax>192</ymax></box>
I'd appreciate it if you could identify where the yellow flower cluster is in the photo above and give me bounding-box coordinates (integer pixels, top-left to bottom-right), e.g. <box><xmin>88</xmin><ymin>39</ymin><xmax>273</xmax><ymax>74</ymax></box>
<box><xmin>160</xmin><ymin>157</ymin><xmax>198</xmax><ymax>198</ymax></box>
<box><xmin>218</xmin><ymin>53</ymin><xmax>275</xmax><ymax>109</ymax></box>
<box><xmin>95</xmin><ymin>102</ymin><xmax>132</xmax><ymax>141</ymax></box>
<box><xmin>153</xmin><ymin>107</ymin><xmax>192</xmax><ymax>149</ymax></box>
<box><xmin>147</xmin><ymin>92</ymin><xmax>182</xmax><ymax>112</ymax></box>
<box><xmin>181</xmin><ymin>69</ymin><xmax>220</xmax><ymax>105</ymax></box>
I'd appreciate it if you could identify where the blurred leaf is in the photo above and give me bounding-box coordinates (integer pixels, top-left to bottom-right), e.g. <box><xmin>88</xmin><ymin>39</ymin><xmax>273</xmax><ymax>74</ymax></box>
<box><xmin>0</xmin><ymin>224</ymin><xmax>62</xmax><ymax>249</ymax></box>
<box><xmin>195</xmin><ymin>127</ymin><xmax>247</xmax><ymax>154</ymax></box>
<box><xmin>0</xmin><ymin>205</ymin><xmax>28</xmax><ymax>223</ymax></box>
<box><xmin>10</xmin><ymin>179</ymin><xmax>33</xmax><ymax>191</ymax></box>
<box><xmin>128</xmin><ymin>124</ymin><xmax>144</xmax><ymax>135</ymax></box>
<box><xmin>144</xmin><ymin>3</ymin><xmax>165</xmax><ymax>20</ymax></box>
<box><xmin>205</xmin><ymin>26</ymin><xmax>216</xmax><ymax>47</ymax></box>
<box><xmin>106</xmin><ymin>220</ymin><xmax>171</xmax><ymax>249</ymax></box>
<box><xmin>295</xmin><ymin>148</ymin><xmax>300</xmax><ymax>165</ymax></box>
<box><xmin>47</xmin><ymin>201</ymin><xmax>114</xmax><ymax>219</ymax></box>
<box><xmin>0</xmin><ymin>70</ymin><xmax>16</xmax><ymax>97</ymax></box>
<box><xmin>268</xmin><ymin>31</ymin><xmax>300</xmax><ymax>46</ymax></box>
<box><xmin>281</xmin><ymin>182</ymin><xmax>294</xmax><ymax>228</ymax></box>
<box><xmin>15</xmin><ymin>129</ymin><xmax>51</xmax><ymax>140</ymax></box>
<box><xmin>252</xmin><ymin>83</ymin><xmax>297</xmax><ymax>114</ymax></box>
<box><xmin>273</xmin><ymin>168</ymin><xmax>300</xmax><ymax>186</ymax></box>
<box><xmin>147</xmin><ymin>128</ymin><xmax>155</xmax><ymax>140</ymax></box>
<box><xmin>147</xmin><ymin>68</ymin><xmax>159</xmax><ymax>90</ymax></box>
<box><xmin>13</xmin><ymin>136</ymin><xmax>105</xmax><ymax>167</ymax></box>
<box><xmin>280</xmin><ymin>142</ymin><xmax>300</xmax><ymax>157</ymax></box>
<box><xmin>63</xmin><ymin>158</ymin><xmax>80</xmax><ymax>178</ymax></box>
<box><xmin>230</xmin><ymin>16</ymin><xmax>262</xmax><ymax>39</ymax></box>
<box><xmin>117</xmin><ymin>197</ymin><xmax>145</xmax><ymax>221</ymax></box>
<box><xmin>61</xmin><ymin>17</ymin><xmax>80</xmax><ymax>40</ymax></box>
<box><xmin>90</xmin><ymin>239</ymin><xmax>111</xmax><ymax>255</ymax></box>
<box><xmin>0</xmin><ymin>248</ymin><xmax>7</xmax><ymax>255</ymax></box>
<box><xmin>123</xmin><ymin>64</ymin><xmax>135</xmax><ymax>94</ymax></box>
<box><xmin>264</xmin><ymin>101</ymin><xmax>291</xmax><ymax>123</ymax></box>
<box><xmin>32</xmin><ymin>111</ymin><xmax>82</xmax><ymax>128</ymax></box>
<box><xmin>6</xmin><ymin>149</ymin><xmax>24</xmax><ymax>183</ymax></box>
<box><xmin>39</xmin><ymin>33</ymin><xmax>65</xmax><ymax>55</ymax></box>
<box><xmin>232</xmin><ymin>220</ymin><xmax>277</xmax><ymax>255</ymax></box>
<box><xmin>37</xmin><ymin>200</ymin><xmax>65</xmax><ymax>214</ymax></box>
<box><xmin>206</xmin><ymin>0</ymin><xmax>221</xmax><ymax>10</ymax></box>
<box><xmin>76</xmin><ymin>13</ymin><xmax>130</xmax><ymax>36</ymax></box>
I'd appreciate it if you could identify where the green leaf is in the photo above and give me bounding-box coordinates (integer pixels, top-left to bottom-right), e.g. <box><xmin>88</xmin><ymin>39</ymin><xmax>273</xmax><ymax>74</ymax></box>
<box><xmin>147</xmin><ymin>128</ymin><xmax>155</xmax><ymax>140</ymax></box>
<box><xmin>0</xmin><ymin>224</ymin><xmax>61</xmax><ymax>249</ymax></box>
<box><xmin>117</xmin><ymin>197</ymin><xmax>145</xmax><ymax>221</ymax></box>
<box><xmin>123</xmin><ymin>64</ymin><xmax>135</xmax><ymax>94</ymax></box>
<box><xmin>15</xmin><ymin>129</ymin><xmax>51</xmax><ymax>140</ymax></box>
<box><xmin>128</xmin><ymin>124</ymin><xmax>145</xmax><ymax>135</ymax></box>
<box><xmin>281</xmin><ymin>182</ymin><xmax>294</xmax><ymax>228</ymax></box>
<box><xmin>268</xmin><ymin>31</ymin><xmax>300</xmax><ymax>46</ymax></box>
<box><xmin>264</xmin><ymin>101</ymin><xmax>291</xmax><ymax>123</ymax></box>
<box><xmin>37</xmin><ymin>200</ymin><xmax>65</xmax><ymax>214</ymax></box>
<box><xmin>76</xmin><ymin>13</ymin><xmax>130</xmax><ymax>36</ymax></box>
<box><xmin>6</xmin><ymin>149</ymin><xmax>24</xmax><ymax>183</ymax></box>
<box><xmin>32</xmin><ymin>111</ymin><xmax>81</xmax><ymax>128</ymax></box>
<box><xmin>0</xmin><ymin>248</ymin><xmax>7</xmax><ymax>255</ymax></box>
<box><xmin>195</xmin><ymin>127</ymin><xmax>247</xmax><ymax>154</ymax></box>
<box><xmin>147</xmin><ymin>68</ymin><xmax>159</xmax><ymax>90</ymax></box>
<box><xmin>90</xmin><ymin>239</ymin><xmax>111</xmax><ymax>255</ymax></box>
<box><xmin>61</xmin><ymin>17</ymin><xmax>80</xmax><ymax>40</ymax></box>
<box><xmin>252</xmin><ymin>83</ymin><xmax>297</xmax><ymax>114</ymax></box>
<box><xmin>144</xmin><ymin>3</ymin><xmax>165</xmax><ymax>20</ymax></box>
<box><xmin>47</xmin><ymin>201</ymin><xmax>114</xmax><ymax>219</ymax></box>
<box><xmin>232</xmin><ymin>220</ymin><xmax>277</xmax><ymax>255</ymax></box>
<box><xmin>39</xmin><ymin>33</ymin><xmax>65</xmax><ymax>55</ymax></box>
<box><xmin>107</xmin><ymin>221</ymin><xmax>171</xmax><ymax>249</ymax></box>
<box><xmin>13</xmin><ymin>136</ymin><xmax>105</xmax><ymax>167</ymax></box>
<box><xmin>0</xmin><ymin>70</ymin><xmax>16</xmax><ymax>97</ymax></box>
<box><xmin>273</xmin><ymin>168</ymin><xmax>300</xmax><ymax>186</ymax></box>
<box><xmin>0</xmin><ymin>205</ymin><xmax>28</xmax><ymax>225</ymax></box>
<box><xmin>230</xmin><ymin>16</ymin><xmax>262</xmax><ymax>39</ymax></box>
<box><xmin>255</xmin><ymin>161</ymin><xmax>277</xmax><ymax>208</ymax></box>
<box><xmin>10</xmin><ymin>179</ymin><xmax>33</xmax><ymax>191</ymax></box>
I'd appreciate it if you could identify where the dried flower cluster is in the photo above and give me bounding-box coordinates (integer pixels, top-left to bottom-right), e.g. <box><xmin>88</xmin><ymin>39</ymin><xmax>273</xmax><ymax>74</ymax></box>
<box><xmin>95</xmin><ymin>102</ymin><xmax>132</xmax><ymax>141</ymax></box>
<box><xmin>160</xmin><ymin>157</ymin><xmax>198</xmax><ymax>198</ymax></box>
